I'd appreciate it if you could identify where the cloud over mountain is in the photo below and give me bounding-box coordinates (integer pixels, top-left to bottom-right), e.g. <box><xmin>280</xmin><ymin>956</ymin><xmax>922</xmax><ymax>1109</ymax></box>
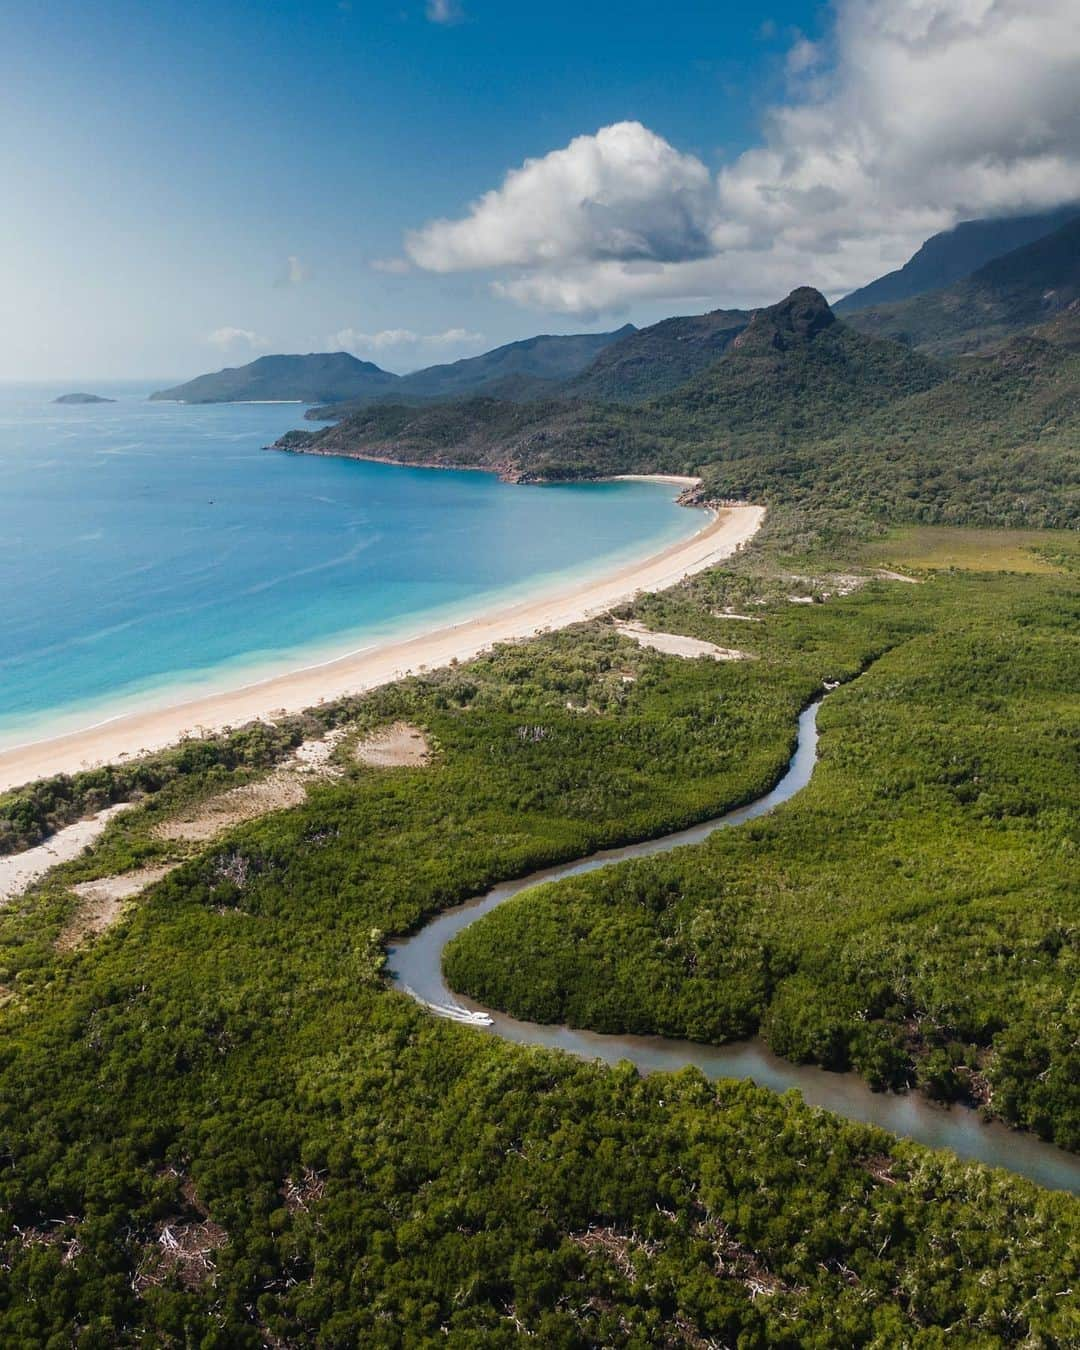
<box><xmin>403</xmin><ymin>0</ymin><xmax>1080</xmax><ymax>314</ymax></box>
<box><xmin>207</xmin><ymin>327</ymin><xmax>271</xmax><ymax>352</ymax></box>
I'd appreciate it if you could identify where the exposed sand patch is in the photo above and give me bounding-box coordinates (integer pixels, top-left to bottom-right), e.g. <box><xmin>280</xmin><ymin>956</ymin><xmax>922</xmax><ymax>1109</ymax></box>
<box><xmin>58</xmin><ymin>864</ymin><xmax>177</xmax><ymax>950</ymax></box>
<box><xmin>0</xmin><ymin>505</ymin><xmax>764</xmax><ymax>792</ymax></box>
<box><xmin>615</xmin><ymin>621</ymin><xmax>751</xmax><ymax>662</ymax></box>
<box><xmin>712</xmin><ymin>609</ymin><xmax>764</xmax><ymax>622</ymax></box>
<box><xmin>355</xmin><ymin>722</ymin><xmax>431</xmax><ymax>768</ymax></box>
<box><xmin>876</xmin><ymin>569</ymin><xmax>921</xmax><ymax>583</ymax></box>
<box><xmin>0</xmin><ymin>804</ymin><xmax>130</xmax><ymax>906</ymax></box>
<box><xmin>155</xmin><ymin>772</ymin><xmax>308</xmax><ymax>843</ymax></box>
<box><xmin>155</xmin><ymin>730</ymin><xmax>344</xmax><ymax>843</ymax></box>
<box><xmin>292</xmin><ymin>727</ymin><xmax>347</xmax><ymax>771</ymax></box>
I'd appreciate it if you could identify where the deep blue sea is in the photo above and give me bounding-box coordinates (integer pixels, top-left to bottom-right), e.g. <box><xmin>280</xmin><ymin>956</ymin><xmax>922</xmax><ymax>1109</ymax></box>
<box><xmin>0</xmin><ymin>383</ymin><xmax>697</xmax><ymax>747</ymax></box>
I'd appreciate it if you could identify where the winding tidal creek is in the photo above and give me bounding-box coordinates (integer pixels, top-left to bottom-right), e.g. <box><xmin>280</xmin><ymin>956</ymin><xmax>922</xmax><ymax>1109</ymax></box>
<box><xmin>389</xmin><ymin>701</ymin><xmax>1080</xmax><ymax>1193</ymax></box>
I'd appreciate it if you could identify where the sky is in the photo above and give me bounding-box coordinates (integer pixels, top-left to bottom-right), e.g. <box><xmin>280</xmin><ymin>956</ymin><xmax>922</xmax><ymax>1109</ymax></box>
<box><xmin>3</xmin><ymin>0</ymin><xmax>1079</xmax><ymax>381</ymax></box>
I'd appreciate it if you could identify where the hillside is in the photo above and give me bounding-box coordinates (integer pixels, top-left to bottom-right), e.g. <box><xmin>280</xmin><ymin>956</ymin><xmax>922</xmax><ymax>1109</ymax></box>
<box><xmin>843</xmin><ymin>215</ymin><xmax>1080</xmax><ymax>355</ymax></box>
<box><xmin>307</xmin><ymin>313</ymin><xmax>748</xmax><ymax>419</ymax></box>
<box><xmin>158</xmin><ymin>329</ymin><xmax>632</xmax><ymax>409</ymax></box>
<box><xmin>393</xmin><ymin>326</ymin><xmax>634</xmax><ymax>401</ymax></box>
<box><xmin>563</xmin><ymin>307</ymin><xmax>748</xmax><ymax>402</ymax></box>
<box><xmin>836</xmin><ymin>203</ymin><xmax>1080</xmax><ymax>313</ymax></box>
<box><xmin>281</xmin><ymin>289</ymin><xmax>945</xmax><ymax>480</ymax></box>
<box><xmin>278</xmin><ymin>287</ymin><xmax>1079</xmax><ymax>529</ymax></box>
<box><xmin>150</xmin><ymin>352</ymin><xmax>399</xmax><ymax>404</ymax></box>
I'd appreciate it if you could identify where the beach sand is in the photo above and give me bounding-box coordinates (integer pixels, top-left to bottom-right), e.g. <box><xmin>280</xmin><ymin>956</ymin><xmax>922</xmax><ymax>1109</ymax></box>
<box><xmin>0</xmin><ymin>502</ymin><xmax>764</xmax><ymax>792</ymax></box>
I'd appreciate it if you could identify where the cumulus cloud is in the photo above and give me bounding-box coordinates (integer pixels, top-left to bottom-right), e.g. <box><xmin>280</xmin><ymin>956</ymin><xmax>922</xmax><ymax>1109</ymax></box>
<box><xmin>403</xmin><ymin>0</ymin><xmax>1080</xmax><ymax>314</ymax></box>
<box><xmin>406</xmin><ymin>122</ymin><xmax>714</xmax><ymax>273</ymax></box>
<box><xmin>208</xmin><ymin>327</ymin><xmax>271</xmax><ymax>352</ymax></box>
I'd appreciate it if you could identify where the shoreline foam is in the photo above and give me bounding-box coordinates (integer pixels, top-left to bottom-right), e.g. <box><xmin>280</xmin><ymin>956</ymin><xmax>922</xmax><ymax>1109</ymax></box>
<box><xmin>0</xmin><ymin>500</ymin><xmax>763</xmax><ymax>792</ymax></box>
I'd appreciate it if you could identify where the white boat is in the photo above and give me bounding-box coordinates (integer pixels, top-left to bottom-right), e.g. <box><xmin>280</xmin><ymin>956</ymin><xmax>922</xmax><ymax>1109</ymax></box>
<box><xmin>403</xmin><ymin>988</ymin><xmax>494</xmax><ymax>1026</ymax></box>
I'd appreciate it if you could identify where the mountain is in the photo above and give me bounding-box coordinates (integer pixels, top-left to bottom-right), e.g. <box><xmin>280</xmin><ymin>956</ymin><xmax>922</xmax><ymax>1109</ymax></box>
<box><xmin>843</xmin><ymin>215</ymin><xmax>1080</xmax><ymax>356</ymax></box>
<box><xmin>53</xmin><ymin>392</ymin><xmax>115</xmax><ymax>404</ymax></box>
<box><xmin>277</xmin><ymin>289</ymin><xmax>945</xmax><ymax>482</ymax></box>
<box><xmin>563</xmin><ymin>308</ymin><xmax>749</xmax><ymax>402</ymax></box>
<box><xmin>276</xmin><ymin>287</ymin><xmax>1078</xmax><ymax>529</ymax></box>
<box><xmin>836</xmin><ymin>203</ymin><xmax>1080</xmax><ymax>314</ymax></box>
<box><xmin>158</xmin><ymin>329</ymin><xmax>633</xmax><ymax>409</ymax></box>
<box><xmin>309</xmin><ymin>315</ymin><xmax>747</xmax><ymax>421</ymax></box>
<box><xmin>391</xmin><ymin>326</ymin><xmax>634</xmax><ymax>402</ymax></box>
<box><xmin>150</xmin><ymin>353</ymin><xmax>400</xmax><ymax>404</ymax></box>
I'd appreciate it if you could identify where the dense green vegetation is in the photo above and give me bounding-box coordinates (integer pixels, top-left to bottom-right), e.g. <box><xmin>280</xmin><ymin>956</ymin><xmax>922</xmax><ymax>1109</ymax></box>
<box><xmin>2</xmin><ymin>526</ymin><xmax>1078</xmax><ymax>1342</ymax></box>
<box><xmin>562</xmin><ymin>307</ymin><xmax>748</xmax><ymax>402</ymax></box>
<box><xmin>844</xmin><ymin>215</ymin><xmax>1080</xmax><ymax>355</ymax></box>
<box><xmin>446</xmin><ymin>553</ymin><xmax>1080</xmax><ymax>1150</ymax></box>
<box><xmin>279</xmin><ymin>288</ymin><xmax>1080</xmax><ymax>533</ymax></box>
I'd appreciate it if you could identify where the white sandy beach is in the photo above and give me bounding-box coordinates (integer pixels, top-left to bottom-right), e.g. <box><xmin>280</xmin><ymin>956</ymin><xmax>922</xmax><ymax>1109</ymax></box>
<box><xmin>0</xmin><ymin>501</ymin><xmax>764</xmax><ymax>792</ymax></box>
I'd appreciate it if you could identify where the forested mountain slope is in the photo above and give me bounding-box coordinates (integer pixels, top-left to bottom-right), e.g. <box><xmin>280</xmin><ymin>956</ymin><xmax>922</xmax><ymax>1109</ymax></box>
<box><xmin>836</xmin><ymin>203</ymin><xmax>1080</xmax><ymax>313</ymax></box>
<box><xmin>279</xmin><ymin>287</ymin><xmax>1078</xmax><ymax>529</ymax></box>
<box><xmin>393</xmin><ymin>326</ymin><xmax>634</xmax><ymax>401</ymax></box>
<box><xmin>843</xmin><ymin>215</ymin><xmax>1080</xmax><ymax>355</ymax></box>
<box><xmin>562</xmin><ymin>307</ymin><xmax>749</xmax><ymax>402</ymax></box>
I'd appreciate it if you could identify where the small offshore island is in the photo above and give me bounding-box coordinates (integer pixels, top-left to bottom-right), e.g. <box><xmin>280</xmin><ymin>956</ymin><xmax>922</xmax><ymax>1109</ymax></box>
<box><xmin>52</xmin><ymin>391</ymin><xmax>115</xmax><ymax>404</ymax></box>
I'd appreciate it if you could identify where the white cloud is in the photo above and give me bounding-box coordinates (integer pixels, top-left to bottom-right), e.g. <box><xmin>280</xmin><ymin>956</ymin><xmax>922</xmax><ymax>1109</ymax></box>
<box><xmin>422</xmin><ymin>327</ymin><xmax>484</xmax><ymax>345</ymax></box>
<box><xmin>426</xmin><ymin>0</ymin><xmax>462</xmax><ymax>24</ymax></box>
<box><xmin>207</xmin><ymin>327</ymin><xmax>271</xmax><ymax>352</ymax></box>
<box><xmin>403</xmin><ymin>0</ymin><xmax>1080</xmax><ymax>314</ymax></box>
<box><xmin>328</xmin><ymin>327</ymin><xmax>485</xmax><ymax>353</ymax></box>
<box><xmin>785</xmin><ymin>36</ymin><xmax>823</xmax><ymax>75</ymax></box>
<box><xmin>329</xmin><ymin>328</ymin><xmax>418</xmax><ymax>351</ymax></box>
<box><xmin>406</xmin><ymin>122</ymin><xmax>714</xmax><ymax>272</ymax></box>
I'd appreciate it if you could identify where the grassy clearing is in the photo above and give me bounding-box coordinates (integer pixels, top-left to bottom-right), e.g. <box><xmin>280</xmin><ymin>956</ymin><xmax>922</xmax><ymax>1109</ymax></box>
<box><xmin>858</xmin><ymin>524</ymin><xmax>1078</xmax><ymax>573</ymax></box>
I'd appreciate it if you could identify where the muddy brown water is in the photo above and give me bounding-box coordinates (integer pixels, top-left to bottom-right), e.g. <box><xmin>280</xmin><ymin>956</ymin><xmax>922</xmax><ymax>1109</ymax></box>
<box><xmin>389</xmin><ymin>701</ymin><xmax>1080</xmax><ymax>1193</ymax></box>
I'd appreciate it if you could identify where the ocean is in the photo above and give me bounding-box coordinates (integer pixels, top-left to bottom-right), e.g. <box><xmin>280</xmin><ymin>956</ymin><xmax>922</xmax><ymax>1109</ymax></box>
<box><xmin>0</xmin><ymin>383</ymin><xmax>699</xmax><ymax>748</ymax></box>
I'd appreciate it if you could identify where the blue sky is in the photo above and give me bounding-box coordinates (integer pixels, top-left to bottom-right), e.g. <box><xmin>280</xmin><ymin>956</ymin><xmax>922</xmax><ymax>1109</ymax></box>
<box><xmin>3</xmin><ymin>0</ymin><xmax>1078</xmax><ymax>379</ymax></box>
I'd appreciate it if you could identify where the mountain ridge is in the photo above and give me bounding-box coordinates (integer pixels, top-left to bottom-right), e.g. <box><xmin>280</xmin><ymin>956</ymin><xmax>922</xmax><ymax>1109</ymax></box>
<box><xmin>275</xmin><ymin>286</ymin><xmax>1078</xmax><ymax>529</ymax></box>
<box><xmin>152</xmin><ymin>327</ymin><xmax>633</xmax><ymax>407</ymax></box>
<box><xmin>843</xmin><ymin>215</ymin><xmax>1080</xmax><ymax>355</ymax></box>
<box><xmin>836</xmin><ymin>203</ymin><xmax>1080</xmax><ymax>314</ymax></box>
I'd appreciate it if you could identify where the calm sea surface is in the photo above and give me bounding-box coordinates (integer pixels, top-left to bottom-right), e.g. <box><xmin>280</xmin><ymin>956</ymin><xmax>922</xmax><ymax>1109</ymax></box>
<box><xmin>0</xmin><ymin>383</ymin><xmax>697</xmax><ymax>747</ymax></box>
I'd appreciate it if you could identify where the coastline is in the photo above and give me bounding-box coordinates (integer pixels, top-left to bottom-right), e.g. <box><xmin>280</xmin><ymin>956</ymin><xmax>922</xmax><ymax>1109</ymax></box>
<box><xmin>0</xmin><ymin>501</ymin><xmax>763</xmax><ymax>792</ymax></box>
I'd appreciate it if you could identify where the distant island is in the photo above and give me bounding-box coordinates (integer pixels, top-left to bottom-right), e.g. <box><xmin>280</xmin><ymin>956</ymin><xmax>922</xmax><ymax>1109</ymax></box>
<box><xmin>53</xmin><ymin>392</ymin><xmax>115</xmax><ymax>404</ymax></box>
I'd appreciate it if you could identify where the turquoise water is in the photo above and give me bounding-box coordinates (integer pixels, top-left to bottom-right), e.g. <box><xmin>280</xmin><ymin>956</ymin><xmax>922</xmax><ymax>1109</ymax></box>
<box><xmin>0</xmin><ymin>384</ymin><xmax>698</xmax><ymax>747</ymax></box>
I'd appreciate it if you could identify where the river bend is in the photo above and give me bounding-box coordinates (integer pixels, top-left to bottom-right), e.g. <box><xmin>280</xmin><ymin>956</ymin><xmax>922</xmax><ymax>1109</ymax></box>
<box><xmin>389</xmin><ymin>701</ymin><xmax>1080</xmax><ymax>1194</ymax></box>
